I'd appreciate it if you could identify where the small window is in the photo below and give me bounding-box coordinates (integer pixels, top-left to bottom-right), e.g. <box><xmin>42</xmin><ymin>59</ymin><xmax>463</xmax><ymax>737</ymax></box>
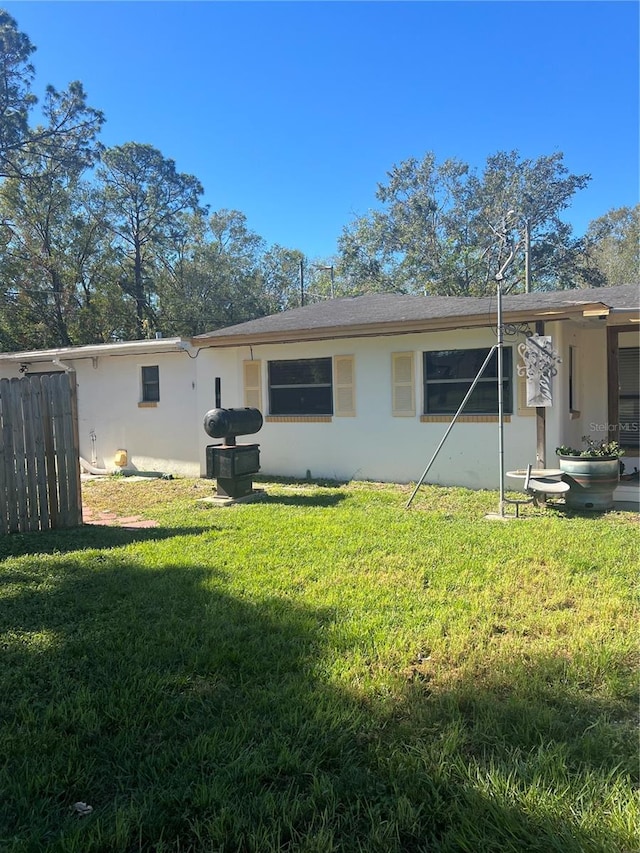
<box><xmin>141</xmin><ymin>365</ymin><xmax>160</xmax><ymax>402</ymax></box>
<box><xmin>423</xmin><ymin>347</ymin><xmax>512</xmax><ymax>415</ymax></box>
<box><xmin>268</xmin><ymin>358</ymin><xmax>333</xmax><ymax>415</ymax></box>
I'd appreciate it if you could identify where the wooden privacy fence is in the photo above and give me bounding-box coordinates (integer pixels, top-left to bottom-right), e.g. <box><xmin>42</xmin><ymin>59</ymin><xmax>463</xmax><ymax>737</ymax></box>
<box><xmin>0</xmin><ymin>372</ymin><xmax>83</xmax><ymax>534</ymax></box>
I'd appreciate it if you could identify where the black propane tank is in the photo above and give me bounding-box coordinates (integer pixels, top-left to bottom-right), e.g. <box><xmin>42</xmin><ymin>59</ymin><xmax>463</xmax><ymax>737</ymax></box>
<box><xmin>203</xmin><ymin>407</ymin><xmax>263</xmax><ymax>444</ymax></box>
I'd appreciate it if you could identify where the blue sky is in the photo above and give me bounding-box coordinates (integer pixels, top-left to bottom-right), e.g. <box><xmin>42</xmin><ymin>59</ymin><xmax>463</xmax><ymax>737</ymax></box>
<box><xmin>4</xmin><ymin>1</ymin><xmax>638</xmax><ymax>260</ymax></box>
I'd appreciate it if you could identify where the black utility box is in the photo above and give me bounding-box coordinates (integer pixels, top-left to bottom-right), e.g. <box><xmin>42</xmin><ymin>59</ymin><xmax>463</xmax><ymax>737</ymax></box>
<box><xmin>206</xmin><ymin>444</ymin><xmax>260</xmax><ymax>479</ymax></box>
<box><xmin>205</xmin><ymin>444</ymin><xmax>261</xmax><ymax>498</ymax></box>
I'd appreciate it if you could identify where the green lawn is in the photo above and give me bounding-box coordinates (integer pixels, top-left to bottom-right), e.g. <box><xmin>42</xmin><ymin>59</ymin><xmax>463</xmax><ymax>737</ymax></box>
<box><xmin>1</xmin><ymin>477</ymin><xmax>638</xmax><ymax>852</ymax></box>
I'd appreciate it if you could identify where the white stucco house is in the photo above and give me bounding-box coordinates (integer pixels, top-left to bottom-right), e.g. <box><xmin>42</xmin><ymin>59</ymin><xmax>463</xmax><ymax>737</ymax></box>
<box><xmin>0</xmin><ymin>284</ymin><xmax>638</xmax><ymax>502</ymax></box>
<box><xmin>0</xmin><ymin>337</ymin><xmax>202</xmax><ymax>477</ymax></box>
<box><xmin>190</xmin><ymin>283</ymin><xmax>639</xmax><ymax>503</ymax></box>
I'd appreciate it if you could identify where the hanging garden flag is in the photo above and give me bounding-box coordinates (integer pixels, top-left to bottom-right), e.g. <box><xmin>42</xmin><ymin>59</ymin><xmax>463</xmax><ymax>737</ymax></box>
<box><xmin>517</xmin><ymin>336</ymin><xmax>562</xmax><ymax>407</ymax></box>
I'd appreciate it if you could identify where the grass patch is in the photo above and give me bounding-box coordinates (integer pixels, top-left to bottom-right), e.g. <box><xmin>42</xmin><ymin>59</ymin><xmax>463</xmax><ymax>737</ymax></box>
<box><xmin>1</xmin><ymin>477</ymin><xmax>638</xmax><ymax>852</ymax></box>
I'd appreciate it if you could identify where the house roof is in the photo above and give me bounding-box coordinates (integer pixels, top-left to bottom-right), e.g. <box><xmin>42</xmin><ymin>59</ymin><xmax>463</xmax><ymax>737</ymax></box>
<box><xmin>192</xmin><ymin>284</ymin><xmax>640</xmax><ymax>347</ymax></box>
<box><xmin>0</xmin><ymin>285</ymin><xmax>636</xmax><ymax>364</ymax></box>
<box><xmin>0</xmin><ymin>337</ymin><xmax>195</xmax><ymax>365</ymax></box>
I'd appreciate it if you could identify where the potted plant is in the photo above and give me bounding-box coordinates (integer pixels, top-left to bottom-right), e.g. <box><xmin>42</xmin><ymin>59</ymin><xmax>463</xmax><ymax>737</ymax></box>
<box><xmin>556</xmin><ymin>436</ymin><xmax>624</xmax><ymax>511</ymax></box>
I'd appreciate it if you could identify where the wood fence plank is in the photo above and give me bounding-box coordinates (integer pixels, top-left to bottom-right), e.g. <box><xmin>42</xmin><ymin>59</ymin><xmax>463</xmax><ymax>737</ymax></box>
<box><xmin>52</xmin><ymin>374</ymin><xmax>72</xmax><ymax>528</ymax></box>
<box><xmin>41</xmin><ymin>376</ymin><xmax>59</xmax><ymax>529</ymax></box>
<box><xmin>0</xmin><ymin>380</ymin><xmax>10</xmax><ymax>535</ymax></box>
<box><xmin>67</xmin><ymin>373</ymin><xmax>83</xmax><ymax>526</ymax></box>
<box><xmin>1</xmin><ymin>378</ymin><xmax>19</xmax><ymax>533</ymax></box>
<box><xmin>48</xmin><ymin>375</ymin><xmax>64</xmax><ymax>527</ymax></box>
<box><xmin>8</xmin><ymin>380</ymin><xmax>26</xmax><ymax>533</ymax></box>
<box><xmin>50</xmin><ymin>375</ymin><xmax>68</xmax><ymax>528</ymax></box>
<box><xmin>56</xmin><ymin>373</ymin><xmax>80</xmax><ymax>528</ymax></box>
<box><xmin>56</xmin><ymin>374</ymin><xmax>71</xmax><ymax>528</ymax></box>
<box><xmin>30</xmin><ymin>377</ymin><xmax>51</xmax><ymax>531</ymax></box>
<box><xmin>21</xmin><ymin>379</ymin><xmax>40</xmax><ymax>532</ymax></box>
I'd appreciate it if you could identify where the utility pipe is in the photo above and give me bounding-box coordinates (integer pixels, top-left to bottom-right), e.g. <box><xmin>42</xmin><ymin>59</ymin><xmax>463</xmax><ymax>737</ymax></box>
<box><xmin>79</xmin><ymin>457</ymin><xmax>109</xmax><ymax>476</ymax></box>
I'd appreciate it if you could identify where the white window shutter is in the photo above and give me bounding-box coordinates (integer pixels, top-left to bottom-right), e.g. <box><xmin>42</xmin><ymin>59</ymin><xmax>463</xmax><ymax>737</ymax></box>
<box><xmin>392</xmin><ymin>352</ymin><xmax>415</xmax><ymax>416</ymax></box>
<box><xmin>243</xmin><ymin>360</ymin><xmax>262</xmax><ymax>410</ymax></box>
<box><xmin>334</xmin><ymin>355</ymin><xmax>355</xmax><ymax>416</ymax></box>
<box><xmin>619</xmin><ymin>347</ymin><xmax>639</xmax><ymax>446</ymax></box>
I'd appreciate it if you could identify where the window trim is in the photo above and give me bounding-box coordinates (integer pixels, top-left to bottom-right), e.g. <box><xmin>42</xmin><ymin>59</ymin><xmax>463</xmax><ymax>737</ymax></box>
<box><xmin>267</xmin><ymin>357</ymin><xmax>333</xmax><ymax>417</ymax></box>
<box><xmin>140</xmin><ymin>364</ymin><xmax>160</xmax><ymax>404</ymax></box>
<box><xmin>422</xmin><ymin>346</ymin><xmax>513</xmax><ymax>416</ymax></box>
<box><xmin>265</xmin><ymin>415</ymin><xmax>332</xmax><ymax>423</ymax></box>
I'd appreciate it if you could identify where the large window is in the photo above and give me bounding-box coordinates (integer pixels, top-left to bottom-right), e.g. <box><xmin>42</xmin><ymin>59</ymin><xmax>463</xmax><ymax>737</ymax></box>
<box><xmin>268</xmin><ymin>358</ymin><xmax>333</xmax><ymax>415</ymax></box>
<box><xmin>423</xmin><ymin>347</ymin><xmax>512</xmax><ymax>415</ymax></box>
<box><xmin>141</xmin><ymin>365</ymin><xmax>160</xmax><ymax>402</ymax></box>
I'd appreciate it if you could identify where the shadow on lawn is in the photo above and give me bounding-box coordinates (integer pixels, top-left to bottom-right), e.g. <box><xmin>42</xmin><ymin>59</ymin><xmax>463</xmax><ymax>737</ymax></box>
<box><xmin>0</xmin><ymin>558</ymin><xmax>635</xmax><ymax>852</ymax></box>
<box><xmin>0</xmin><ymin>524</ymin><xmax>213</xmax><ymax>560</ymax></box>
<box><xmin>260</xmin><ymin>492</ymin><xmax>347</xmax><ymax>508</ymax></box>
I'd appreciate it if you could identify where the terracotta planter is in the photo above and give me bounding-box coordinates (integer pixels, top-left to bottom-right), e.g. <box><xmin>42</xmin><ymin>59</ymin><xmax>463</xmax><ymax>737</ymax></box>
<box><xmin>556</xmin><ymin>454</ymin><xmax>620</xmax><ymax>511</ymax></box>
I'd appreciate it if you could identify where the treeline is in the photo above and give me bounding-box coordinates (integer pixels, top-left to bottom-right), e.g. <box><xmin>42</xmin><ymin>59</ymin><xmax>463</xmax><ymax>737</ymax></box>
<box><xmin>0</xmin><ymin>10</ymin><xmax>637</xmax><ymax>351</ymax></box>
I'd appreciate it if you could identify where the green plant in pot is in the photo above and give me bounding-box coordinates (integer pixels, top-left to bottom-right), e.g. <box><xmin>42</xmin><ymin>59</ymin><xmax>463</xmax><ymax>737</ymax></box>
<box><xmin>556</xmin><ymin>436</ymin><xmax>624</xmax><ymax>511</ymax></box>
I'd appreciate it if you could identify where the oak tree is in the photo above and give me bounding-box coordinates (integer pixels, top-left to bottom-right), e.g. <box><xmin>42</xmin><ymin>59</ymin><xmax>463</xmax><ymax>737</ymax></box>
<box><xmin>338</xmin><ymin>150</ymin><xmax>592</xmax><ymax>295</ymax></box>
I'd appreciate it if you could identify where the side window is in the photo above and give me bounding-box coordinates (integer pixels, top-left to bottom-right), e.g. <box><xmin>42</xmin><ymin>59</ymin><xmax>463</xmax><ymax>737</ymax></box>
<box><xmin>423</xmin><ymin>347</ymin><xmax>512</xmax><ymax>415</ymax></box>
<box><xmin>141</xmin><ymin>365</ymin><xmax>160</xmax><ymax>403</ymax></box>
<box><xmin>268</xmin><ymin>358</ymin><xmax>333</xmax><ymax>415</ymax></box>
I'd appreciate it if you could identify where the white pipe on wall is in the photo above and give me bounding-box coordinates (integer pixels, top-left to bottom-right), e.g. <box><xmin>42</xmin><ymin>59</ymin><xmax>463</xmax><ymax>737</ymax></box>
<box><xmin>79</xmin><ymin>457</ymin><xmax>109</xmax><ymax>476</ymax></box>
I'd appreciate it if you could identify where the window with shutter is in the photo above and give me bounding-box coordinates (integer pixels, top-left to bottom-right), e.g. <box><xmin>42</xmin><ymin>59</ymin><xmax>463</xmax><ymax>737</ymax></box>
<box><xmin>392</xmin><ymin>352</ymin><xmax>415</xmax><ymax>417</ymax></box>
<box><xmin>243</xmin><ymin>360</ymin><xmax>262</xmax><ymax>411</ymax></box>
<box><xmin>268</xmin><ymin>358</ymin><xmax>332</xmax><ymax>415</ymax></box>
<box><xmin>423</xmin><ymin>347</ymin><xmax>512</xmax><ymax>415</ymax></box>
<box><xmin>334</xmin><ymin>355</ymin><xmax>355</xmax><ymax>416</ymax></box>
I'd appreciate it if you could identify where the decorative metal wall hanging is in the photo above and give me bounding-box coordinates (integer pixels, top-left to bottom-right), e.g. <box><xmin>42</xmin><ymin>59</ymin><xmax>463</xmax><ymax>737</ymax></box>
<box><xmin>517</xmin><ymin>335</ymin><xmax>562</xmax><ymax>407</ymax></box>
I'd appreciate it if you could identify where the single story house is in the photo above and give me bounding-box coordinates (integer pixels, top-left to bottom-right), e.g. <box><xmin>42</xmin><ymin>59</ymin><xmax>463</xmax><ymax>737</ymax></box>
<box><xmin>1</xmin><ymin>284</ymin><xmax>638</xmax><ymax>502</ymax></box>
<box><xmin>0</xmin><ymin>337</ymin><xmax>202</xmax><ymax>477</ymax></box>
<box><xmin>190</xmin><ymin>283</ymin><xmax>639</xmax><ymax>502</ymax></box>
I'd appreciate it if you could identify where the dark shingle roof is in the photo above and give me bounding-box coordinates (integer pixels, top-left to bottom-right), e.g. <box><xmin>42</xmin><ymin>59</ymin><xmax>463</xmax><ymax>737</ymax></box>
<box><xmin>192</xmin><ymin>284</ymin><xmax>640</xmax><ymax>346</ymax></box>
